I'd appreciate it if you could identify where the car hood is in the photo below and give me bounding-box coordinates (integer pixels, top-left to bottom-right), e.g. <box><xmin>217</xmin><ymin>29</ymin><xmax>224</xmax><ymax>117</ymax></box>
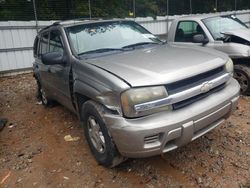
<box><xmin>222</xmin><ymin>28</ymin><xmax>250</xmax><ymax>42</ymax></box>
<box><xmin>84</xmin><ymin>44</ymin><xmax>228</xmax><ymax>87</ymax></box>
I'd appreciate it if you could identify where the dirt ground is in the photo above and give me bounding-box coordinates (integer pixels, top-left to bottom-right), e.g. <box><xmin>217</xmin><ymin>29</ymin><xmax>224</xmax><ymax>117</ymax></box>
<box><xmin>0</xmin><ymin>73</ymin><xmax>249</xmax><ymax>188</ymax></box>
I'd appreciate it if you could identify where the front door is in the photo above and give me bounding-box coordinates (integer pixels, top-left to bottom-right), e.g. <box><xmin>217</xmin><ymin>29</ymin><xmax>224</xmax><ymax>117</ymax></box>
<box><xmin>173</xmin><ymin>20</ymin><xmax>208</xmax><ymax>47</ymax></box>
<box><xmin>46</xmin><ymin>29</ymin><xmax>74</xmax><ymax>111</ymax></box>
<box><xmin>37</xmin><ymin>32</ymin><xmax>54</xmax><ymax>97</ymax></box>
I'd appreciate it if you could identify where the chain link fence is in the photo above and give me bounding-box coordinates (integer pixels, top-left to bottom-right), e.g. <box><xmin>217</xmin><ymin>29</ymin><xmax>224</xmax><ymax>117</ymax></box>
<box><xmin>1</xmin><ymin>0</ymin><xmax>250</xmax><ymax>75</ymax></box>
<box><xmin>1</xmin><ymin>0</ymin><xmax>250</xmax><ymax>21</ymax></box>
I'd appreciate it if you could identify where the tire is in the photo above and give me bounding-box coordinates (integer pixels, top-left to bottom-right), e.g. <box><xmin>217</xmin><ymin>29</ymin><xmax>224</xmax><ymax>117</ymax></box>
<box><xmin>234</xmin><ymin>65</ymin><xmax>250</xmax><ymax>95</ymax></box>
<box><xmin>36</xmin><ymin>79</ymin><xmax>55</xmax><ymax>107</ymax></box>
<box><xmin>81</xmin><ymin>100</ymin><xmax>125</xmax><ymax>168</ymax></box>
<box><xmin>35</xmin><ymin>77</ymin><xmax>42</xmax><ymax>101</ymax></box>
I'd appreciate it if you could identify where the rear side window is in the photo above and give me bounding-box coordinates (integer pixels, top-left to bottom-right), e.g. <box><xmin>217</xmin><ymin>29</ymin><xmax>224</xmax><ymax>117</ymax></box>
<box><xmin>39</xmin><ymin>32</ymin><xmax>49</xmax><ymax>57</ymax></box>
<box><xmin>49</xmin><ymin>30</ymin><xmax>64</xmax><ymax>54</ymax></box>
<box><xmin>175</xmin><ymin>21</ymin><xmax>205</xmax><ymax>42</ymax></box>
<box><xmin>33</xmin><ymin>36</ymin><xmax>39</xmax><ymax>57</ymax></box>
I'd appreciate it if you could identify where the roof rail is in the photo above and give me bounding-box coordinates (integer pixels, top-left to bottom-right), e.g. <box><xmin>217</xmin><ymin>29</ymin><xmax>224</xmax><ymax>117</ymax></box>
<box><xmin>76</xmin><ymin>17</ymin><xmax>103</xmax><ymax>21</ymax></box>
<box><xmin>58</xmin><ymin>17</ymin><xmax>103</xmax><ymax>24</ymax></box>
<box><xmin>52</xmin><ymin>21</ymin><xmax>61</xmax><ymax>25</ymax></box>
<box><xmin>38</xmin><ymin>21</ymin><xmax>61</xmax><ymax>32</ymax></box>
<box><xmin>38</xmin><ymin>17</ymin><xmax>122</xmax><ymax>33</ymax></box>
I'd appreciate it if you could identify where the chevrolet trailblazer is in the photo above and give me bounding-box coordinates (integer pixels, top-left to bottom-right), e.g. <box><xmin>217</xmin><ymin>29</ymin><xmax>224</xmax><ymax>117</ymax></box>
<box><xmin>33</xmin><ymin>20</ymin><xmax>240</xmax><ymax>167</ymax></box>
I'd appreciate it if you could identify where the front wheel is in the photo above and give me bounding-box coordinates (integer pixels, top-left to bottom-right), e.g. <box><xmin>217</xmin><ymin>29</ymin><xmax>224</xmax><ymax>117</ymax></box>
<box><xmin>81</xmin><ymin>101</ymin><xmax>125</xmax><ymax>168</ymax></box>
<box><xmin>234</xmin><ymin>65</ymin><xmax>250</xmax><ymax>95</ymax></box>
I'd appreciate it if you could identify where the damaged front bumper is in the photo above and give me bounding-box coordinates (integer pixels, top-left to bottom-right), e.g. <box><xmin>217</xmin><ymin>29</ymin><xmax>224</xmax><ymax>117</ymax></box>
<box><xmin>104</xmin><ymin>78</ymin><xmax>240</xmax><ymax>158</ymax></box>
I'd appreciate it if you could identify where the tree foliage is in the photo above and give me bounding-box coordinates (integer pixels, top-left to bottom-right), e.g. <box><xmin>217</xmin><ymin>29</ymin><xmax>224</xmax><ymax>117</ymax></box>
<box><xmin>0</xmin><ymin>0</ymin><xmax>250</xmax><ymax>21</ymax></box>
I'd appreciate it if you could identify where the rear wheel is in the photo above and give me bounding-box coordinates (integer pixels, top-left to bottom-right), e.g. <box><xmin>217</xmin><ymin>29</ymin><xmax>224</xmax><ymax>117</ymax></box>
<box><xmin>36</xmin><ymin>79</ymin><xmax>55</xmax><ymax>107</ymax></box>
<box><xmin>234</xmin><ymin>65</ymin><xmax>250</xmax><ymax>95</ymax></box>
<box><xmin>81</xmin><ymin>100</ymin><xmax>125</xmax><ymax>168</ymax></box>
<box><xmin>40</xmin><ymin>87</ymin><xmax>50</xmax><ymax>106</ymax></box>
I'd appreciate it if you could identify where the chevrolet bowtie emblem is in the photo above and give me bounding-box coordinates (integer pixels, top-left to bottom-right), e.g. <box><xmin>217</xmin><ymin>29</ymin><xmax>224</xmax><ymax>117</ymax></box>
<box><xmin>200</xmin><ymin>82</ymin><xmax>214</xmax><ymax>93</ymax></box>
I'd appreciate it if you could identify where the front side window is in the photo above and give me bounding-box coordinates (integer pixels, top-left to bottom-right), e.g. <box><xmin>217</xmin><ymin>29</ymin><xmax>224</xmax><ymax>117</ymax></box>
<box><xmin>49</xmin><ymin>30</ymin><xmax>64</xmax><ymax>54</ymax></box>
<box><xmin>175</xmin><ymin>21</ymin><xmax>205</xmax><ymax>42</ymax></box>
<box><xmin>66</xmin><ymin>21</ymin><xmax>161</xmax><ymax>56</ymax></box>
<box><xmin>39</xmin><ymin>32</ymin><xmax>49</xmax><ymax>56</ymax></box>
<box><xmin>202</xmin><ymin>15</ymin><xmax>248</xmax><ymax>40</ymax></box>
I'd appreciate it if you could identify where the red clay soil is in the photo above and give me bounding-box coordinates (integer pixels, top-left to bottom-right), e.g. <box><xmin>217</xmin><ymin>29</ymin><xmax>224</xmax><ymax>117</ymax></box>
<box><xmin>0</xmin><ymin>74</ymin><xmax>249</xmax><ymax>187</ymax></box>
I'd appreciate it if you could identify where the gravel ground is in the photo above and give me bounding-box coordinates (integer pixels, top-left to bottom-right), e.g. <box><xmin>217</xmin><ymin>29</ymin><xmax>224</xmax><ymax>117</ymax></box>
<box><xmin>0</xmin><ymin>74</ymin><xmax>249</xmax><ymax>188</ymax></box>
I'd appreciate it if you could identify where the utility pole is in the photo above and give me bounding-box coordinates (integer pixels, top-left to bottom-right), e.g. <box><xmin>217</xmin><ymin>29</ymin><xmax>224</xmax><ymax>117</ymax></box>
<box><xmin>88</xmin><ymin>0</ymin><xmax>92</xmax><ymax>19</ymax></box>
<box><xmin>32</xmin><ymin>0</ymin><xmax>38</xmax><ymax>33</ymax></box>
<box><xmin>190</xmin><ymin>0</ymin><xmax>192</xmax><ymax>14</ymax></box>
<box><xmin>166</xmin><ymin>0</ymin><xmax>169</xmax><ymax>35</ymax></box>
<box><xmin>215</xmin><ymin>0</ymin><xmax>218</xmax><ymax>12</ymax></box>
<box><xmin>133</xmin><ymin>0</ymin><xmax>136</xmax><ymax>18</ymax></box>
<box><xmin>235</xmin><ymin>0</ymin><xmax>237</xmax><ymax>15</ymax></box>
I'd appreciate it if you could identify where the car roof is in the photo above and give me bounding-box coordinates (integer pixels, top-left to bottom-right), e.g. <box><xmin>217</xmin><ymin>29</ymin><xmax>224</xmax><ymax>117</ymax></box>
<box><xmin>175</xmin><ymin>13</ymin><xmax>233</xmax><ymax>21</ymax></box>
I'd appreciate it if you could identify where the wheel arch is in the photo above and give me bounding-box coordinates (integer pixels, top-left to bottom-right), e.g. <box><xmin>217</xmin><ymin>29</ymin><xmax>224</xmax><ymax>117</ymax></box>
<box><xmin>232</xmin><ymin>58</ymin><xmax>250</xmax><ymax>67</ymax></box>
<box><xmin>73</xmin><ymin>79</ymin><xmax>121</xmax><ymax>120</ymax></box>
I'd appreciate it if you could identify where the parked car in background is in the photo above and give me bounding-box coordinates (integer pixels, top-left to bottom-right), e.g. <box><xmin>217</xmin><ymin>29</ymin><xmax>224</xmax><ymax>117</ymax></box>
<box><xmin>33</xmin><ymin>19</ymin><xmax>240</xmax><ymax>167</ymax></box>
<box><xmin>168</xmin><ymin>14</ymin><xmax>250</xmax><ymax>95</ymax></box>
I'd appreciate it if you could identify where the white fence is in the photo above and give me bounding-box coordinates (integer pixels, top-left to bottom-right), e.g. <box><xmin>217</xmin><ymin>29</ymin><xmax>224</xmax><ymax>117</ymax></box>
<box><xmin>0</xmin><ymin>10</ymin><xmax>250</xmax><ymax>75</ymax></box>
<box><xmin>0</xmin><ymin>21</ymin><xmax>56</xmax><ymax>75</ymax></box>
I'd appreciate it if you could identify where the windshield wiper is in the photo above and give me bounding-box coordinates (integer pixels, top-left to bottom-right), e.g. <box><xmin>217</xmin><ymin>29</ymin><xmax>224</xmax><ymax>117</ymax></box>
<box><xmin>216</xmin><ymin>37</ymin><xmax>226</xmax><ymax>41</ymax></box>
<box><xmin>122</xmin><ymin>42</ymin><xmax>159</xmax><ymax>49</ymax></box>
<box><xmin>216</xmin><ymin>34</ymin><xmax>229</xmax><ymax>41</ymax></box>
<box><xmin>79</xmin><ymin>48</ymin><xmax>124</xmax><ymax>56</ymax></box>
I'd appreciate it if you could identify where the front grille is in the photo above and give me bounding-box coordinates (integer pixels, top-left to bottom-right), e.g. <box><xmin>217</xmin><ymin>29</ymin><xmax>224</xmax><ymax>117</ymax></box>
<box><xmin>173</xmin><ymin>83</ymin><xmax>226</xmax><ymax>110</ymax></box>
<box><xmin>166</xmin><ymin>66</ymin><xmax>225</xmax><ymax>95</ymax></box>
<box><xmin>165</xmin><ymin>66</ymin><xmax>227</xmax><ymax>110</ymax></box>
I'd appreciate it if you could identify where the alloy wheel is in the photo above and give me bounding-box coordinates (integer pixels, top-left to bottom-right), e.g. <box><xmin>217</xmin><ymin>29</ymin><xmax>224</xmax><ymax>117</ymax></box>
<box><xmin>87</xmin><ymin>116</ymin><xmax>106</xmax><ymax>153</ymax></box>
<box><xmin>40</xmin><ymin>88</ymin><xmax>48</xmax><ymax>105</ymax></box>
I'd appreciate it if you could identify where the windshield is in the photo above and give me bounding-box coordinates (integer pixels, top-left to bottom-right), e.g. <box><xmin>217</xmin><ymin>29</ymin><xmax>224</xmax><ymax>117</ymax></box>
<box><xmin>66</xmin><ymin>21</ymin><xmax>161</xmax><ymax>56</ymax></box>
<box><xmin>202</xmin><ymin>15</ymin><xmax>248</xmax><ymax>40</ymax></box>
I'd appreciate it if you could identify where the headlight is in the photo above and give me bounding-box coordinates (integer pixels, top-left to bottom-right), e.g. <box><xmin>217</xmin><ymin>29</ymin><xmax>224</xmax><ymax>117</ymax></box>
<box><xmin>224</xmin><ymin>58</ymin><xmax>234</xmax><ymax>74</ymax></box>
<box><xmin>121</xmin><ymin>86</ymin><xmax>172</xmax><ymax>118</ymax></box>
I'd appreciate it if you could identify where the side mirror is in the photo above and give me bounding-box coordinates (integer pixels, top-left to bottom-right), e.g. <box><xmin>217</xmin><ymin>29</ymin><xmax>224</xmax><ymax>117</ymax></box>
<box><xmin>41</xmin><ymin>52</ymin><xmax>64</xmax><ymax>65</ymax></box>
<box><xmin>193</xmin><ymin>34</ymin><xmax>209</xmax><ymax>45</ymax></box>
